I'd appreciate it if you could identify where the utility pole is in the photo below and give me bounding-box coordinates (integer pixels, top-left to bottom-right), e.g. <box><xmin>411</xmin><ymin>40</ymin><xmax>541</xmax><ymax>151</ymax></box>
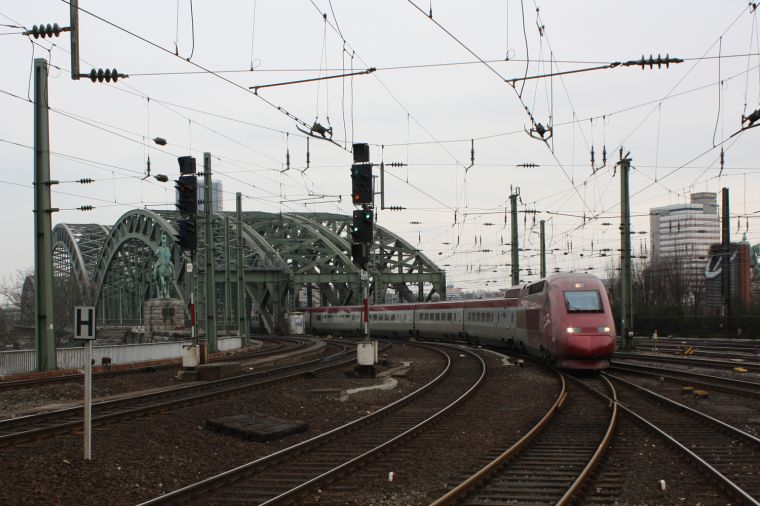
<box><xmin>510</xmin><ymin>187</ymin><xmax>520</xmax><ymax>286</ymax></box>
<box><xmin>203</xmin><ymin>152</ymin><xmax>217</xmax><ymax>353</ymax></box>
<box><xmin>69</xmin><ymin>0</ymin><xmax>80</xmax><ymax>80</ymax></box>
<box><xmin>224</xmin><ymin>216</ymin><xmax>232</xmax><ymax>330</ymax></box>
<box><xmin>618</xmin><ymin>149</ymin><xmax>634</xmax><ymax>351</ymax></box>
<box><xmin>236</xmin><ymin>192</ymin><xmax>248</xmax><ymax>344</ymax></box>
<box><xmin>33</xmin><ymin>58</ymin><xmax>57</xmax><ymax>372</ymax></box>
<box><xmin>721</xmin><ymin>187</ymin><xmax>731</xmax><ymax>319</ymax></box>
<box><xmin>539</xmin><ymin>219</ymin><xmax>546</xmax><ymax>278</ymax></box>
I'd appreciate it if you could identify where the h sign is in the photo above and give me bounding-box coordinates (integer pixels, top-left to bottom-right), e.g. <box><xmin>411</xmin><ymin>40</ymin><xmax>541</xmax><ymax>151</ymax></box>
<box><xmin>74</xmin><ymin>306</ymin><xmax>96</xmax><ymax>340</ymax></box>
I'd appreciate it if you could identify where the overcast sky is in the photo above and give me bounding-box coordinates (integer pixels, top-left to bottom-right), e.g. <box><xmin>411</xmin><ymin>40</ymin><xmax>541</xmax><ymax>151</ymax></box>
<box><xmin>1</xmin><ymin>1</ymin><xmax>759</xmax><ymax>289</ymax></box>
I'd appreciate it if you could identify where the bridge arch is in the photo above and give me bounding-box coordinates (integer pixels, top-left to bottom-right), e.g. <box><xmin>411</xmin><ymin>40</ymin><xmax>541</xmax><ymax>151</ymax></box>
<box><xmin>92</xmin><ymin>209</ymin><xmax>184</xmax><ymax>323</ymax></box>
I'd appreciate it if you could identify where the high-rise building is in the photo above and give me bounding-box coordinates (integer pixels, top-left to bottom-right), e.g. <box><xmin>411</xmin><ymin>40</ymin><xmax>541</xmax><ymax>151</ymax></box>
<box><xmin>649</xmin><ymin>192</ymin><xmax>720</xmax><ymax>288</ymax></box>
<box><xmin>704</xmin><ymin>242</ymin><xmax>751</xmax><ymax>312</ymax></box>
<box><xmin>198</xmin><ymin>180</ymin><xmax>223</xmax><ymax>212</ymax></box>
<box><xmin>174</xmin><ymin>179</ymin><xmax>223</xmax><ymax>212</ymax></box>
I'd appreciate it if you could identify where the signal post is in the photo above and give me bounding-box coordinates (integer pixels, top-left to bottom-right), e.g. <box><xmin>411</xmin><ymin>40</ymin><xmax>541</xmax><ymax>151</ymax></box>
<box><xmin>175</xmin><ymin>156</ymin><xmax>200</xmax><ymax>367</ymax></box>
<box><xmin>350</xmin><ymin>143</ymin><xmax>376</xmax><ymax>377</ymax></box>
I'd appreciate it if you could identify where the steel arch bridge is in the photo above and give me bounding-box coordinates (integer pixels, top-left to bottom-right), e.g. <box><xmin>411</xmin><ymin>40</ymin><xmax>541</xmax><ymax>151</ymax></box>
<box><xmin>51</xmin><ymin>210</ymin><xmax>446</xmax><ymax>334</ymax></box>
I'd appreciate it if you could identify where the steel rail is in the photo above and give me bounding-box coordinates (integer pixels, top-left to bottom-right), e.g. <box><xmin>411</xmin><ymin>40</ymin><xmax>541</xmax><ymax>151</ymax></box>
<box><xmin>137</xmin><ymin>343</ymin><xmax>463</xmax><ymax>505</ymax></box>
<box><xmin>603</xmin><ymin>372</ymin><xmax>760</xmax><ymax>505</ymax></box>
<box><xmin>258</xmin><ymin>344</ymin><xmax>487</xmax><ymax>505</ymax></box>
<box><xmin>557</xmin><ymin>374</ymin><xmax>619</xmax><ymax>505</ymax></box>
<box><xmin>610</xmin><ymin>361</ymin><xmax>760</xmax><ymax>398</ymax></box>
<box><xmin>604</xmin><ymin>373</ymin><xmax>760</xmax><ymax>445</ymax></box>
<box><xmin>429</xmin><ymin>368</ymin><xmax>567</xmax><ymax>506</ymax></box>
<box><xmin>0</xmin><ymin>341</ymin><xmax>354</xmax><ymax>447</ymax></box>
<box><xmin>614</xmin><ymin>351</ymin><xmax>760</xmax><ymax>370</ymax></box>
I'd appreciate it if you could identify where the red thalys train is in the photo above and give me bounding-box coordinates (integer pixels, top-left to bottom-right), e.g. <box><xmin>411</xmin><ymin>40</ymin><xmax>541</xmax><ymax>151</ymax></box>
<box><xmin>303</xmin><ymin>272</ymin><xmax>616</xmax><ymax>369</ymax></box>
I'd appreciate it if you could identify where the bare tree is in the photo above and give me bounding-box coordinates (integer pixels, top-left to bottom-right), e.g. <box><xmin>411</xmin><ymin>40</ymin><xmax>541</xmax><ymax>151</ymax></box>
<box><xmin>0</xmin><ymin>269</ymin><xmax>34</xmax><ymax>325</ymax></box>
<box><xmin>0</xmin><ymin>269</ymin><xmax>87</xmax><ymax>346</ymax></box>
<box><xmin>0</xmin><ymin>306</ymin><xmax>8</xmax><ymax>337</ymax></box>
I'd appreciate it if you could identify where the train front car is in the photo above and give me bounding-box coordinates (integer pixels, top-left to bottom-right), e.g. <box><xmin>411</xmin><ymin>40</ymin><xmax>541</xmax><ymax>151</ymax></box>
<box><xmin>544</xmin><ymin>273</ymin><xmax>616</xmax><ymax>369</ymax></box>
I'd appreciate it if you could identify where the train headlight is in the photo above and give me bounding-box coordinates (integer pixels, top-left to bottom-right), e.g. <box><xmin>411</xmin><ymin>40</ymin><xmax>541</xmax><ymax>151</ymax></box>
<box><xmin>598</xmin><ymin>326</ymin><xmax>611</xmax><ymax>333</ymax></box>
<box><xmin>566</xmin><ymin>327</ymin><xmax>581</xmax><ymax>334</ymax></box>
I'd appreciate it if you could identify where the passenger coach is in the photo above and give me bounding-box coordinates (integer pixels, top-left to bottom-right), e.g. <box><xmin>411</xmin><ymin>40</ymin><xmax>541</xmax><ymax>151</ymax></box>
<box><xmin>304</xmin><ymin>272</ymin><xmax>616</xmax><ymax>369</ymax></box>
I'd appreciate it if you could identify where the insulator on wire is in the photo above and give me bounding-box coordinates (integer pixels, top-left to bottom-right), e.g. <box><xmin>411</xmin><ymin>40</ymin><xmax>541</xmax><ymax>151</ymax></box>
<box><xmin>78</xmin><ymin>178</ymin><xmax>94</xmax><ymax>184</ymax></box>
<box><xmin>78</xmin><ymin>205</ymin><xmax>94</xmax><ymax>211</ymax></box>
<box><xmin>386</xmin><ymin>162</ymin><xmax>407</xmax><ymax>168</ymax></box>
<box><xmin>88</xmin><ymin>68</ymin><xmax>123</xmax><ymax>83</ymax></box>
<box><xmin>27</xmin><ymin>23</ymin><xmax>68</xmax><ymax>39</ymax></box>
<box><xmin>387</xmin><ymin>206</ymin><xmax>406</xmax><ymax>211</ymax></box>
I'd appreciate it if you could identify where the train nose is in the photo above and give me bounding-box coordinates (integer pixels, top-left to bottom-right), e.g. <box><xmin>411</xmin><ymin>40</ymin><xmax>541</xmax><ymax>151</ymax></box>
<box><xmin>565</xmin><ymin>334</ymin><xmax>615</xmax><ymax>358</ymax></box>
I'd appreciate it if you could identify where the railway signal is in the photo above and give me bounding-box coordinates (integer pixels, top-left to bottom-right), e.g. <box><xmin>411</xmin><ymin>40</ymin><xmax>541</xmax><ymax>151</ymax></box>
<box><xmin>178</xmin><ymin>155</ymin><xmax>197</xmax><ymax>175</ymax></box>
<box><xmin>175</xmin><ymin>175</ymin><xmax>198</xmax><ymax>216</ymax></box>
<box><xmin>350</xmin><ymin>164</ymin><xmax>373</xmax><ymax>204</ymax></box>
<box><xmin>175</xmin><ymin>156</ymin><xmax>198</xmax><ymax>254</ymax></box>
<box><xmin>351</xmin><ymin>209</ymin><xmax>373</xmax><ymax>243</ymax></box>
<box><xmin>176</xmin><ymin>218</ymin><xmax>197</xmax><ymax>251</ymax></box>
<box><xmin>351</xmin><ymin>242</ymin><xmax>369</xmax><ymax>267</ymax></box>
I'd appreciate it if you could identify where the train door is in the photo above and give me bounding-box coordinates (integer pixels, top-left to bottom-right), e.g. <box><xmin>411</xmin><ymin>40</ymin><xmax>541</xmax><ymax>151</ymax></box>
<box><xmin>543</xmin><ymin>297</ymin><xmax>555</xmax><ymax>355</ymax></box>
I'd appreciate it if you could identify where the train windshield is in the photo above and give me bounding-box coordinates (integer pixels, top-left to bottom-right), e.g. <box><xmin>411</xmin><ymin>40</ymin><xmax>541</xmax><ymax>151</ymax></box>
<box><xmin>563</xmin><ymin>290</ymin><xmax>603</xmax><ymax>313</ymax></box>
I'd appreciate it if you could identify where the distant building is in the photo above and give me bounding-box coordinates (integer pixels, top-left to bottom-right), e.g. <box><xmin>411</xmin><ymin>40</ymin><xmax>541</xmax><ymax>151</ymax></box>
<box><xmin>704</xmin><ymin>242</ymin><xmax>752</xmax><ymax>312</ymax></box>
<box><xmin>649</xmin><ymin>192</ymin><xmax>720</xmax><ymax>288</ymax></box>
<box><xmin>446</xmin><ymin>285</ymin><xmax>464</xmax><ymax>300</ymax></box>
<box><xmin>198</xmin><ymin>180</ymin><xmax>223</xmax><ymax>212</ymax></box>
<box><xmin>174</xmin><ymin>179</ymin><xmax>223</xmax><ymax>212</ymax></box>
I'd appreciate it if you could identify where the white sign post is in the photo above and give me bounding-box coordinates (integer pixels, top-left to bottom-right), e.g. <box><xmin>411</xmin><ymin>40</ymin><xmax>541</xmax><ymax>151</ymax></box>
<box><xmin>74</xmin><ymin>306</ymin><xmax>96</xmax><ymax>461</ymax></box>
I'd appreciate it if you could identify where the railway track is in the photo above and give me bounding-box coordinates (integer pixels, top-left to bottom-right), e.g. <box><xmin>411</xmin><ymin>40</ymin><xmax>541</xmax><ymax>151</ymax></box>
<box><xmin>604</xmin><ymin>372</ymin><xmax>760</xmax><ymax>504</ymax></box>
<box><xmin>623</xmin><ymin>344</ymin><xmax>760</xmax><ymax>361</ymax></box>
<box><xmin>430</xmin><ymin>372</ymin><xmax>617</xmax><ymax>505</ymax></box>
<box><xmin>614</xmin><ymin>351</ymin><xmax>760</xmax><ymax>371</ymax></box>
<box><xmin>138</xmin><ymin>344</ymin><xmax>485</xmax><ymax>505</ymax></box>
<box><xmin>0</xmin><ymin>340</ymin><xmax>352</xmax><ymax>448</ymax></box>
<box><xmin>0</xmin><ymin>337</ymin><xmax>307</xmax><ymax>391</ymax></box>
<box><xmin>629</xmin><ymin>338</ymin><xmax>760</xmax><ymax>353</ymax></box>
<box><xmin>611</xmin><ymin>361</ymin><xmax>760</xmax><ymax>398</ymax></box>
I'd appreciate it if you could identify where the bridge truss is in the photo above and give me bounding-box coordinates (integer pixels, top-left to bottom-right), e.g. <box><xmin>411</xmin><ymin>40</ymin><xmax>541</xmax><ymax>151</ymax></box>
<box><xmin>51</xmin><ymin>210</ymin><xmax>446</xmax><ymax>334</ymax></box>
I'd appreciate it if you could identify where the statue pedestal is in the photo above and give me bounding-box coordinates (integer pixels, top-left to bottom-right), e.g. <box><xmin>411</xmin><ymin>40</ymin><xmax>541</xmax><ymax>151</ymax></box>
<box><xmin>143</xmin><ymin>298</ymin><xmax>185</xmax><ymax>339</ymax></box>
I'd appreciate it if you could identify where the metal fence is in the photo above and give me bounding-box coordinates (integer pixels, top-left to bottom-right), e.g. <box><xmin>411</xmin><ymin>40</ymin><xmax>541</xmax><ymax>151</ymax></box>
<box><xmin>0</xmin><ymin>337</ymin><xmax>243</xmax><ymax>376</ymax></box>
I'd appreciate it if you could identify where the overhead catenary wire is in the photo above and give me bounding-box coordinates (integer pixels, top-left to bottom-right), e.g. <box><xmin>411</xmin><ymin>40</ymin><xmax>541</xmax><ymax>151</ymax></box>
<box><xmin>57</xmin><ymin>0</ymin><xmax>350</xmax><ymax>153</ymax></box>
<box><xmin>3</xmin><ymin>4</ymin><xmax>758</xmax><ymax>286</ymax></box>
